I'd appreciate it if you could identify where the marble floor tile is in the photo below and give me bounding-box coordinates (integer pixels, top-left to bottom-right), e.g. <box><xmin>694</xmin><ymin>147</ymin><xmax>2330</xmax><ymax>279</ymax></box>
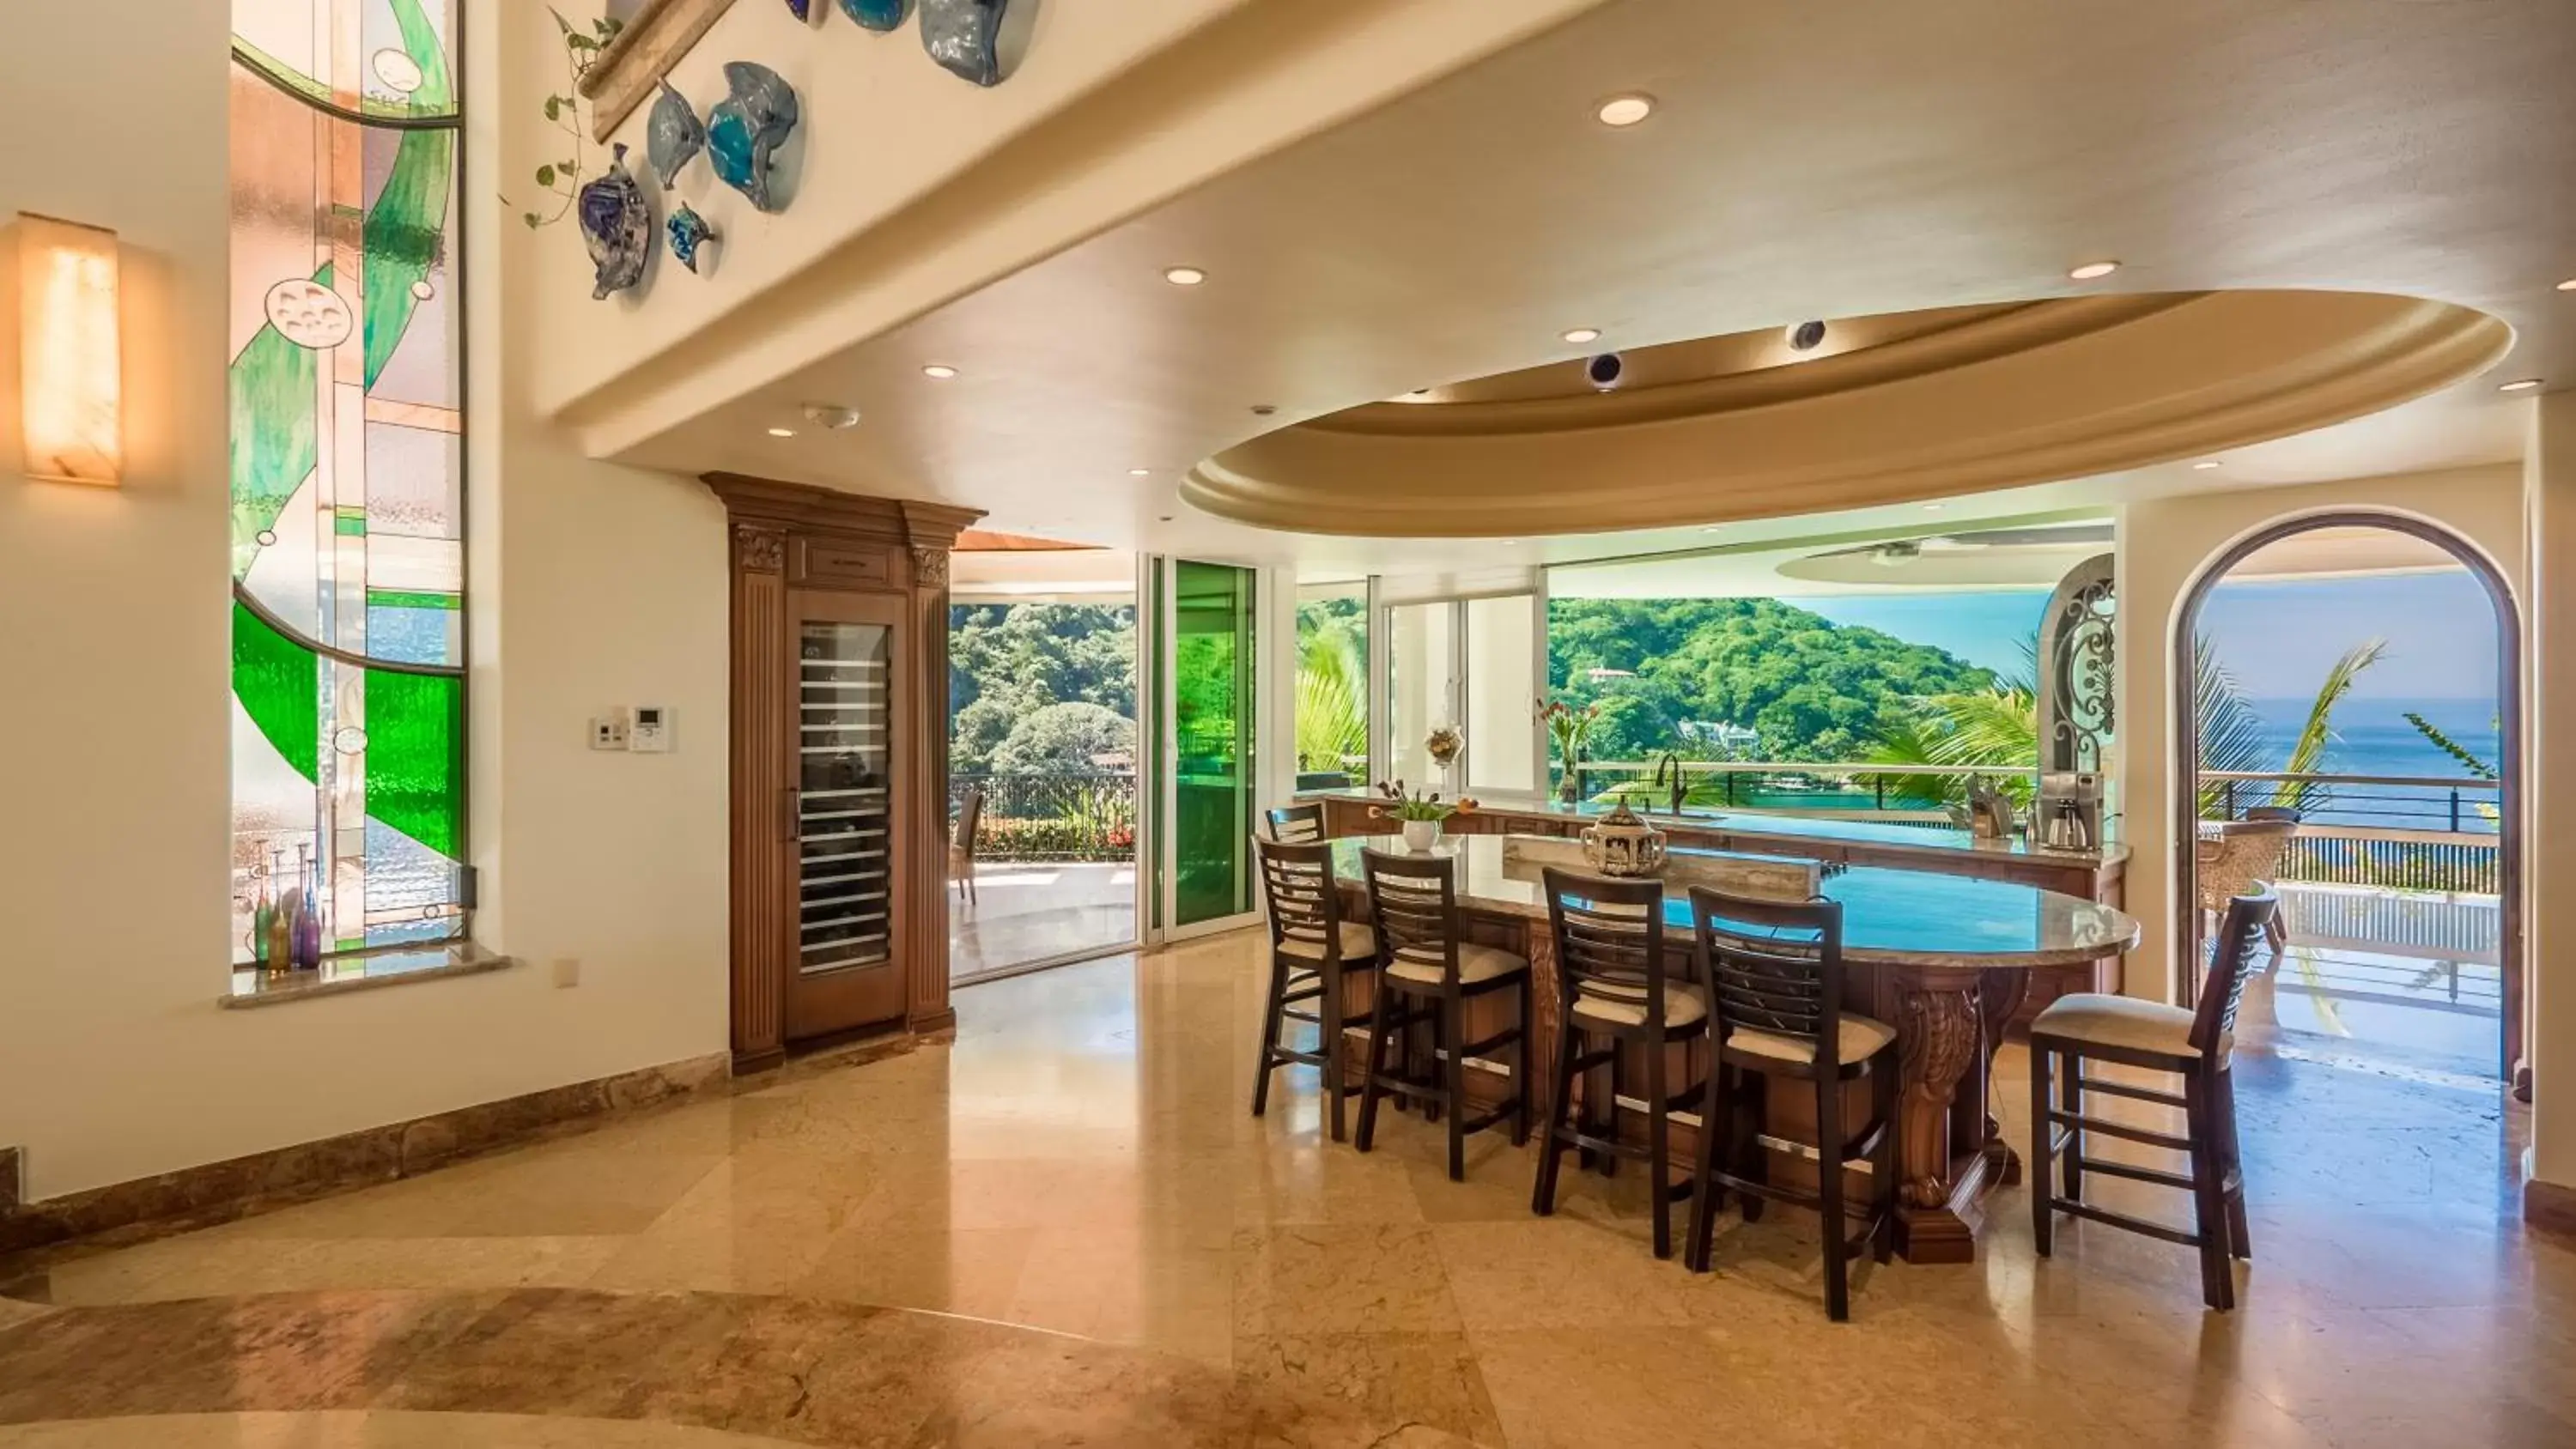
<box><xmin>3</xmin><ymin>938</ymin><xmax>2567</xmax><ymax>1449</ymax></box>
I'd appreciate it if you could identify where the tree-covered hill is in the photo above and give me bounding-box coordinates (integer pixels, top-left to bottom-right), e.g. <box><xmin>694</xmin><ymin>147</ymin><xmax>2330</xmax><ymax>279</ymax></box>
<box><xmin>1547</xmin><ymin>597</ymin><xmax>2000</xmax><ymax>761</ymax></box>
<box><xmin>950</xmin><ymin>603</ymin><xmax>1137</xmax><ymax>773</ymax></box>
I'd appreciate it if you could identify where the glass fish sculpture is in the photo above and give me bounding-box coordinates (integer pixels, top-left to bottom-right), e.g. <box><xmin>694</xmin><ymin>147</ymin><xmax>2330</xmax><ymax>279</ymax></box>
<box><xmin>666</xmin><ymin>203</ymin><xmax>719</xmax><ymax>274</ymax></box>
<box><xmin>578</xmin><ymin>143</ymin><xmax>653</xmax><ymax>300</ymax></box>
<box><xmin>707</xmin><ymin>62</ymin><xmax>801</xmax><ymax>213</ymax></box>
<box><xmin>646</xmin><ymin>80</ymin><xmax>705</xmax><ymax>188</ymax></box>
<box><xmin>839</xmin><ymin>0</ymin><xmax>910</xmax><ymax>31</ymax></box>
<box><xmin>920</xmin><ymin>0</ymin><xmax>1007</xmax><ymax>86</ymax></box>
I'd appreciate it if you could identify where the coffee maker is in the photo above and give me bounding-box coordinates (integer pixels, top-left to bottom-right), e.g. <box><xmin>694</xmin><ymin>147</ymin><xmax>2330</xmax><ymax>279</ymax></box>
<box><xmin>2036</xmin><ymin>771</ymin><xmax>2103</xmax><ymax>852</ymax></box>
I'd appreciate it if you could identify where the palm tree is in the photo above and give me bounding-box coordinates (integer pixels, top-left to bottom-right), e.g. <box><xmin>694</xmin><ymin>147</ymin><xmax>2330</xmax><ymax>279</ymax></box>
<box><xmin>1295</xmin><ymin>631</ymin><xmax>1367</xmax><ymax>774</ymax></box>
<box><xmin>1862</xmin><ymin>634</ymin><xmax>2372</xmax><ymax>815</ymax></box>
<box><xmin>2265</xmin><ymin>639</ymin><xmax>2386</xmax><ymax>815</ymax></box>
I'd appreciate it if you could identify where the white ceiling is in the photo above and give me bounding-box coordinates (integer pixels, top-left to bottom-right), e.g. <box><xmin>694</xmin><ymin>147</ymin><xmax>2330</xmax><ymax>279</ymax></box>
<box><xmin>606</xmin><ymin>0</ymin><xmax>2575</xmax><ymax>577</ymax></box>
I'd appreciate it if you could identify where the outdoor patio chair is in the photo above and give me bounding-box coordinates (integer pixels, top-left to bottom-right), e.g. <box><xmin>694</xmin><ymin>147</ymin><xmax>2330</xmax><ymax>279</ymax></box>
<box><xmin>949</xmin><ymin>785</ymin><xmax>984</xmax><ymax>905</ymax></box>
<box><xmin>2197</xmin><ymin>817</ymin><xmax>2295</xmax><ymax>954</ymax></box>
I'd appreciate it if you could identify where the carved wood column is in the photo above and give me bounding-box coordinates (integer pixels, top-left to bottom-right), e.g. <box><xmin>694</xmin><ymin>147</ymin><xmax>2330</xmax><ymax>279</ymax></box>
<box><xmin>728</xmin><ymin>523</ymin><xmax>789</xmax><ymax>1069</ymax></box>
<box><xmin>1891</xmin><ymin>967</ymin><xmax>1985</xmax><ymax>1263</ymax></box>
<box><xmin>907</xmin><ymin>544</ymin><xmax>955</xmax><ymax>1033</ymax></box>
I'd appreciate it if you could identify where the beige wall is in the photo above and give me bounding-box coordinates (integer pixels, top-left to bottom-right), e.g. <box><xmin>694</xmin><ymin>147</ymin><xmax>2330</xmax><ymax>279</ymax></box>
<box><xmin>2524</xmin><ymin>392</ymin><xmax>2576</xmax><ymax>1191</ymax></box>
<box><xmin>2113</xmin><ymin>464</ymin><xmax>2531</xmax><ymax>1142</ymax></box>
<box><xmin>0</xmin><ymin>0</ymin><xmax>730</xmax><ymax>1202</ymax></box>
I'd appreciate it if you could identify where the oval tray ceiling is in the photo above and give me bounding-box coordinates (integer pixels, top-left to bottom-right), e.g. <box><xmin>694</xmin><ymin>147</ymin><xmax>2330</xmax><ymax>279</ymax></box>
<box><xmin>1182</xmin><ymin>291</ymin><xmax>2509</xmax><ymax>537</ymax></box>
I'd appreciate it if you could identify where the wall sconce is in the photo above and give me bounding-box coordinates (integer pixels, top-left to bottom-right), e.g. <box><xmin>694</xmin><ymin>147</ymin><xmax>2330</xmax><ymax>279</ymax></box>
<box><xmin>18</xmin><ymin>212</ymin><xmax>122</xmax><ymax>486</ymax></box>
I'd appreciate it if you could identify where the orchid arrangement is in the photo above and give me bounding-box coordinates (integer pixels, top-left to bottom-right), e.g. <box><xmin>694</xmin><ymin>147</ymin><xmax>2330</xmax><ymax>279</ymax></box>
<box><xmin>1370</xmin><ymin>780</ymin><xmax>1476</xmax><ymax>823</ymax></box>
<box><xmin>1537</xmin><ymin>695</ymin><xmax>1600</xmax><ymax>766</ymax></box>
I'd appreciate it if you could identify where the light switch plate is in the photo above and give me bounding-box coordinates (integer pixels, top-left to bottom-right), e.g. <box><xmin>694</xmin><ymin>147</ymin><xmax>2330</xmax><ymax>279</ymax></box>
<box><xmin>590</xmin><ymin>712</ymin><xmax>630</xmax><ymax>750</ymax></box>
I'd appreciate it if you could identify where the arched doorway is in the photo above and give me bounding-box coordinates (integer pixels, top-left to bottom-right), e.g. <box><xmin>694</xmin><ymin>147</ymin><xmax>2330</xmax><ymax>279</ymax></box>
<box><xmin>2169</xmin><ymin>511</ymin><xmax>2524</xmax><ymax>1090</ymax></box>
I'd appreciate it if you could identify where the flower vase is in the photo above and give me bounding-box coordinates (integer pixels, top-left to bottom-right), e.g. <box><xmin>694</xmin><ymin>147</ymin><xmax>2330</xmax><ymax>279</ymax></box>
<box><xmin>1401</xmin><ymin>819</ymin><xmax>1440</xmax><ymax>852</ymax></box>
<box><xmin>1558</xmin><ymin>756</ymin><xmax>1581</xmax><ymax>807</ymax></box>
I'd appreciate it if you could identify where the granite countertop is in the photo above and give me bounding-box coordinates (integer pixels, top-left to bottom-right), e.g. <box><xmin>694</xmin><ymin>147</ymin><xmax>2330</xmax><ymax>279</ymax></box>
<box><xmin>1327</xmin><ymin>834</ymin><xmax>2140</xmax><ymax>970</ymax></box>
<box><xmin>1307</xmin><ymin>790</ymin><xmax>2130</xmax><ymax>868</ymax></box>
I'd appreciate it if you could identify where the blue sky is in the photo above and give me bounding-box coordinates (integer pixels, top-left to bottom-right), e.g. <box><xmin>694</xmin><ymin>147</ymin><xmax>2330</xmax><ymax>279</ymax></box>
<box><xmin>1801</xmin><ymin>573</ymin><xmax>2500</xmax><ymax>703</ymax></box>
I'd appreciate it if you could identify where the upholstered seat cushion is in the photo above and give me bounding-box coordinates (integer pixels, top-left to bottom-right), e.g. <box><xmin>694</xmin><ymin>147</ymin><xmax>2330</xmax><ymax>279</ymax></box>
<box><xmin>1726</xmin><ymin>1015</ymin><xmax>1896</xmax><ymax>1067</ymax></box>
<box><xmin>1571</xmin><ymin>985</ymin><xmax>1707</xmax><ymax>1029</ymax></box>
<box><xmin>2032</xmin><ymin>991</ymin><xmax>2219</xmax><ymax>1060</ymax></box>
<box><xmin>1278</xmin><ymin>922</ymin><xmax>1376</xmax><ymax>964</ymax></box>
<box><xmin>1385</xmin><ymin>942</ymin><xmax>1528</xmax><ymax>986</ymax></box>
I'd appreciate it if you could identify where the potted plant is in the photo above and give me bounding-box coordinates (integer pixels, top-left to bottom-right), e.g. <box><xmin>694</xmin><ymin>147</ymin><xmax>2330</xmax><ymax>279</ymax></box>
<box><xmin>1370</xmin><ymin>780</ymin><xmax>1473</xmax><ymax>852</ymax></box>
<box><xmin>1537</xmin><ymin>696</ymin><xmax>1601</xmax><ymax>806</ymax></box>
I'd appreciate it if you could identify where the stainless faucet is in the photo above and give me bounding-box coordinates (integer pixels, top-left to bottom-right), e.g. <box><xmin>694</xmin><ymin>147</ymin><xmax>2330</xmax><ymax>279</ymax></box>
<box><xmin>1651</xmin><ymin>753</ymin><xmax>1688</xmax><ymax>815</ymax></box>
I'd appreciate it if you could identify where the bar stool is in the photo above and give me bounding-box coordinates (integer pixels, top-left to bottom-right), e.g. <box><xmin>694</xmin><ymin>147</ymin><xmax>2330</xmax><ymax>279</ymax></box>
<box><xmin>1251</xmin><ymin>836</ymin><xmax>1375</xmax><ymax>1142</ymax></box>
<box><xmin>2030</xmin><ymin>888</ymin><xmax>2277</xmax><ymax>1311</ymax></box>
<box><xmin>1353</xmin><ymin>848</ymin><xmax>1532</xmax><ymax>1180</ymax></box>
<box><xmin>1265</xmin><ymin>802</ymin><xmax>1326</xmax><ymax>843</ymax></box>
<box><xmin>1531</xmin><ymin>869</ymin><xmax>1709</xmax><ymax>1260</ymax></box>
<box><xmin>1682</xmin><ymin>887</ymin><xmax>1898</xmax><ymax>1322</ymax></box>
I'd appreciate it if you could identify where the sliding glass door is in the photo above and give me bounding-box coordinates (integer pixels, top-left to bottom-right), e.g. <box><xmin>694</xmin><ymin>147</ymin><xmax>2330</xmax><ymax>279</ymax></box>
<box><xmin>1149</xmin><ymin>557</ymin><xmax>1261</xmax><ymax>937</ymax></box>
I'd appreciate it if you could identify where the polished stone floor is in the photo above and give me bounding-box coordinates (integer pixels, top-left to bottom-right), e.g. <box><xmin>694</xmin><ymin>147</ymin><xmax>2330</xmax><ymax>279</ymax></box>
<box><xmin>3</xmin><ymin>931</ymin><xmax>2569</xmax><ymax>1447</ymax></box>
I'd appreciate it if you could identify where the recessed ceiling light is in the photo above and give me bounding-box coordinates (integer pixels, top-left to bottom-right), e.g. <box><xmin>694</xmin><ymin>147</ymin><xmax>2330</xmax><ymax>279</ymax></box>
<box><xmin>1595</xmin><ymin>94</ymin><xmax>1655</xmax><ymax>128</ymax></box>
<box><xmin>2192</xmin><ymin>459</ymin><xmax>2223</xmax><ymax>470</ymax></box>
<box><xmin>1128</xmin><ymin>468</ymin><xmax>1151</xmax><ymax>476</ymax></box>
<box><xmin>1562</xmin><ymin>327</ymin><xmax>1601</xmax><ymax>344</ymax></box>
<box><xmin>1157</xmin><ymin>514</ymin><xmax>1175</xmax><ymax>522</ymax></box>
<box><xmin>767</xmin><ymin>427</ymin><xmax>796</xmax><ymax>438</ymax></box>
<box><xmin>921</xmin><ymin>364</ymin><xmax>957</xmax><ymax>379</ymax></box>
<box><xmin>2499</xmin><ymin>378</ymin><xmax>2544</xmax><ymax>392</ymax></box>
<box><xmin>2557</xmin><ymin>278</ymin><xmax>2576</xmax><ymax>292</ymax></box>
<box><xmin>1163</xmin><ymin>266</ymin><xmax>1206</xmax><ymax>286</ymax></box>
<box><xmin>2068</xmin><ymin>260</ymin><xmax>2121</xmax><ymax>281</ymax></box>
<box><xmin>1498</xmin><ymin>539</ymin><xmax>1519</xmax><ymax>545</ymax></box>
<box><xmin>1250</xmin><ymin>403</ymin><xmax>1278</xmax><ymax>416</ymax></box>
<box><xmin>1921</xmin><ymin>503</ymin><xmax>1946</xmax><ymax>512</ymax></box>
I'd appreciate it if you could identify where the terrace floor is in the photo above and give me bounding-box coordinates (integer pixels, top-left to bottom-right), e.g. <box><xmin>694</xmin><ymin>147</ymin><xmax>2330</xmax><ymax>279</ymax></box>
<box><xmin>2258</xmin><ymin>882</ymin><xmax>2503</xmax><ymax>1082</ymax></box>
<box><xmin>947</xmin><ymin>858</ymin><xmax>1138</xmax><ymax>981</ymax></box>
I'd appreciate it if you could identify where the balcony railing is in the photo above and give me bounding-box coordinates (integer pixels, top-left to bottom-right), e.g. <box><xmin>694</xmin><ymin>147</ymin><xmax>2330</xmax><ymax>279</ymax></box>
<box><xmin>2199</xmin><ymin>769</ymin><xmax>2500</xmax><ymax>896</ymax></box>
<box><xmin>949</xmin><ymin>771</ymin><xmax>1137</xmax><ymax>862</ymax></box>
<box><xmin>1570</xmin><ymin>759</ymin><xmax>2032</xmax><ymax>823</ymax></box>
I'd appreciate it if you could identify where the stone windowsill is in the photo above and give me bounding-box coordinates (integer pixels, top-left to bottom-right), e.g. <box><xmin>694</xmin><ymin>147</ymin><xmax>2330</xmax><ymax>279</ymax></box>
<box><xmin>220</xmin><ymin>943</ymin><xmax>515</xmax><ymax>1010</ymax></box>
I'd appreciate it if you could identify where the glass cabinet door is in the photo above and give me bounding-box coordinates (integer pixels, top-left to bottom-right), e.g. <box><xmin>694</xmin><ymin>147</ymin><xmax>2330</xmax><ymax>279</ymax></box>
<box><xmin>799</xmin><ymin>621</ymin><xmax>893</xmax><ymax>974</ymax></box>
<box><xmin>787</xmin><ymin>597</ymin><xmax>908</xmax><ymax>1040</ymax></box>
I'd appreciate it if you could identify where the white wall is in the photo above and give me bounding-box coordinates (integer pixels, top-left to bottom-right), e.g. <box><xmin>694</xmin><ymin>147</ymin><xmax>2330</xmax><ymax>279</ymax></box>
<box><xmin>2113</xmin><ymin>464</ymin><xmax>2527</xmax><ymax>1019</ymax></box>
<box><xmin>2524</xmin><ymin>392</ymin><xmax>2576</xmax><ymax>1192</ymax></box>
<box><xmin>0</xmin><ymin>0</ymin><xmax>730</xmax><ymax>1203</ymax></box>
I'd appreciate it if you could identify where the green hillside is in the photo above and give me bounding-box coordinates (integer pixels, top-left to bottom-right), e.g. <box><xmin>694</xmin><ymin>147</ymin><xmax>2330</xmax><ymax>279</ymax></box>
<box><xmin>1547</xmin><ymin>597</ymin><xmax>1999</xmax><ymax>761</ymax></box>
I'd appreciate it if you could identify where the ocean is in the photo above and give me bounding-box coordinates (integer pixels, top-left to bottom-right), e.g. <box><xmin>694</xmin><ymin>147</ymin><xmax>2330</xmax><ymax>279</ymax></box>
<box><xmin>2233</xmin><ymin>696</ymin><xmax>2501</xmax><ymax>833</ymax></box>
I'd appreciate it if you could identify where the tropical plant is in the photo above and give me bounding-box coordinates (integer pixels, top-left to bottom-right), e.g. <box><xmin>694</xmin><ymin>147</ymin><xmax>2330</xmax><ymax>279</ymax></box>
<box><xmin>1295</xmin><ymin>628</ymin><xmax>1367</xmax><ymax>773</ymax></box>
<box><xmin>1054</xmin><ymin>779</ymin><xmax>1137</xmax><ymax>854</ymax></box>
<box><xmin>2265</xmin><ymin>639</ymin><xmax>2387</xmax><ymax>815</ymax></box>
<box><xmin>2403</xmin><ymin>711</ymin><xmax>2498</xmax><ymax>780</ymax></box>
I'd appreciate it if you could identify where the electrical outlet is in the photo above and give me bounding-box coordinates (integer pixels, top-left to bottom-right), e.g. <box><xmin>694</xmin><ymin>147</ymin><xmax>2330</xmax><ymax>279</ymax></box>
<box><xmin>589</xmin><ymin>712</ymin><xmax>630</xmax><ymax>751</ymax></box>
<box><xmin>551</xmin><ymin>957</ymin><xmax>581</xmax><ymax>989</ymax></box>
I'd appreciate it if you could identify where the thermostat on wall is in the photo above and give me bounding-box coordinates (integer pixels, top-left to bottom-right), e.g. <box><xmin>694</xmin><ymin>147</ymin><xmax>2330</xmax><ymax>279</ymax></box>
<box><xmin>631</xmin><ymin>705</ymin><xmax>672</xmax><ymax>753</ymax></box>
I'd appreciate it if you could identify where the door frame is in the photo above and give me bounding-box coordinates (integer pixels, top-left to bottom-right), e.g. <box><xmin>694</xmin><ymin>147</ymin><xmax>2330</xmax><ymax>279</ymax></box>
<box><xmin>1145</xmin><ymin>553</ymin><xmax>1271</xmax><ymax>943</ymax></box>
<box><xmin>2167</xmin><ymin>508</ymin><xmax>2524</xmax><ymax>1088</ymax></box>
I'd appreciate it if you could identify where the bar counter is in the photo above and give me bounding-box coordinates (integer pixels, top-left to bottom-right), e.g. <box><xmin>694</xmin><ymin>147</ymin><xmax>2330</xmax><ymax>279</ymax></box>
<box><xmin>1308</xmin><ymin>790</ymin><xmax>2129</xmax><ymax>1024</ymax></box>
<box><xmin>1324</xmin><ymin>832</ymin><xmax>2140</xmax><ymax>1263</ymax></box>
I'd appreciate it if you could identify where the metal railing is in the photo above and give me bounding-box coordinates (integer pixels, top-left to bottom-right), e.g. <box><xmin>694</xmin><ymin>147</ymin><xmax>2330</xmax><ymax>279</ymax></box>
<box><xmin>2199</xmin><ymin>769</ymin><xmax>2500</xmax><ymax>896</ymax></box>
<box><xmin>949</xmin><ymin>771</ymin><xmax>1137</xmax><ymax>861</ymax></box>
<box><xmin>1569</xmin><ymin>759</ymin><xmax>2035</xmax><ymax>822</ymax></box>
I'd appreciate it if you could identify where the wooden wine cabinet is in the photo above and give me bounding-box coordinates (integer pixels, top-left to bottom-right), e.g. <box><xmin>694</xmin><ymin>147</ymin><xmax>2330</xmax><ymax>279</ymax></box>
<box><xmin>706</xmin><ymin>474</ymin><xmax>984</xmax><ymax>1070</ymax></box>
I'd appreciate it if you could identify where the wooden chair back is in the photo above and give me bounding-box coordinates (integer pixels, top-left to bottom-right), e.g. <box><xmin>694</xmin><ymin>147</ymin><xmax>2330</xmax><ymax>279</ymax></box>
<box><xmin>1266</xmin><ymin>802</ymin><xmax>1326</xmax><ymax>844</ymax></box>
<box><xmin>1687</xmin><ymin>887</ymin><xmax>1847</xmax><ymax>1064</ymax></box>
<box><xmin>2191</xmin><ymin>888</ymin><xmax>2280</xmax><ymax>1060</ymax></box>
<box><xmin>1256</xmin><ymin>835</ymin><xmax>1344</xmax><ymax>956</ymax></box>
<box><xmin>1360</xmin><ymin>847</ymin><xmax>1461</xmax><ymax>984</ymax></box>
<box><xmin>1541</xmin><ymin>868</ymin><xmax>1686</xmax><ymax>1029</ymax></box>
<box><xmin>951</xmin><ymin>785</ymin><xmax>984</xmax><ymax>852</ymax></box>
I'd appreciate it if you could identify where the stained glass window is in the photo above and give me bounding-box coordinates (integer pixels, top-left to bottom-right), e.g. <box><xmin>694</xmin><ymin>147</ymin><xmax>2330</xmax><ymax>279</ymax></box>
<box><xmin>228</xmin><ymin>0</ymin><xmax>467</xmax><ymax>966</ymax></box>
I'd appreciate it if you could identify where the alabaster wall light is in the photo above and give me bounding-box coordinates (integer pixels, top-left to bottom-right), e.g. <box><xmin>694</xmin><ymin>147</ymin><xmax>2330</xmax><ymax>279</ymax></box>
<box><xmin>18</xmin><ymin>212</ymin><xmax>122</xmax><ymax>485</ymax></box>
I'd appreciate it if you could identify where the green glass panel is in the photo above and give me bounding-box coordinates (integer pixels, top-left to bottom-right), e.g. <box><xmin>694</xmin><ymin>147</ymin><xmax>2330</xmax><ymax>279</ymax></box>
<box><xmin>1173</xmin><ymin>561</ymin><xmax>1255</xmax><ymax>925</ymax></box>
<box><xmin>228</xmin><ymin>270</ymin><xmax>319</xmax><ymax>577</ymax></box>
<box><xmin>367</xmin><ymin>666</ymin><xmax>464</xmax><ymax>861</ymax></box>
<box><xmin>232</xmin><ymin>599</ymin><xmax>319</xmax><ymax>786</ymax></box>
<box><xmin>334</xmin><ymin>508</ymin><xmax>368</xmax><ymax>536</ymax></box>
<box><xmin>365</xmin><ymin>125</ymin><xmax>453</xmax><ymax>386</ymax></box>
